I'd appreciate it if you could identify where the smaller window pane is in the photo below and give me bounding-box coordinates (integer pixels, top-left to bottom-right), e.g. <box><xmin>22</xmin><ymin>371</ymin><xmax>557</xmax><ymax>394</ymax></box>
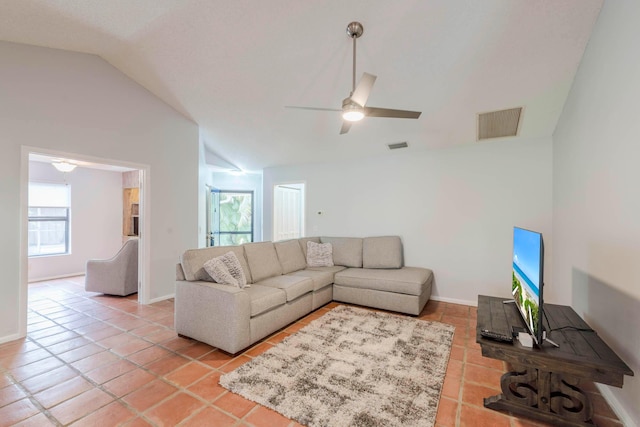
<box><xmin>219</xmin><ymin>233</ymin><xmax>252</xmax><ymax>246</ymax></box>
<box><xmin>28</xmin><ymin>220</ymin><xmax>68</xmax><ymax>256</ymax></box>
<box><xmin>28</xmin><ymin>207</ymin><xmax>68</xmax><ymax>218</ymax></box>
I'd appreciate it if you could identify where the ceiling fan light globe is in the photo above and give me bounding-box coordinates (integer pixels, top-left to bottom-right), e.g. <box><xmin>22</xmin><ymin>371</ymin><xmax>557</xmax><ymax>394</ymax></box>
<box><xmin>343</xmin><ymin>110</ymin><xmax>364</xmax><ymax>122</ymax></box>
<box><xmin>52</xmin><ymin>161</ymin><xmax>77</xmax><ymax>172</ymax></box>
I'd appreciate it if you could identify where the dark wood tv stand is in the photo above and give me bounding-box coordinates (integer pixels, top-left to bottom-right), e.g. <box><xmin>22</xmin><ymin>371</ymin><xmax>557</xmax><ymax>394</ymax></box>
<box><xmin>476</xmin><ymin>295</ymin><xmax>633</xmax><ymax>427</ymax></box>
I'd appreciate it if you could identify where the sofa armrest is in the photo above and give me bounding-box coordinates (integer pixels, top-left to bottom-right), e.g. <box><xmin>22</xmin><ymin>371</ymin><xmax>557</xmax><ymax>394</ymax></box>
<box><xmin>176</xmin><ymin>263</ymin><xmax>186</xmax><ymax>281</ymax></box>
<box><xmin>87</xmin><ymin>258</ymin><xmax>127</xmax><ymax>284</ymax></box>
<box><xmin>175</xmin><ymin>280</ymin><xmax>251</xmax><ymax>354</ymax></box>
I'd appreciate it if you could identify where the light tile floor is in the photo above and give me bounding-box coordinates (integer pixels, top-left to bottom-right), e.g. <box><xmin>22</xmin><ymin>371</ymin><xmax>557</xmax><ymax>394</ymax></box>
<box><xmin>0</xmin><ymin>277</ymin><xmax>623</xmax><ymax>426</ymax></box>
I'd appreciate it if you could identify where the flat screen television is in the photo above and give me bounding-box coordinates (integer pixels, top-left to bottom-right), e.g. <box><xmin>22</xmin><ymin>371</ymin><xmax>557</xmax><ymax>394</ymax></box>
<box><xmin>511</xmin><ymin>226</ymin><xmax>544</xmax><ymax>345</ymax></box>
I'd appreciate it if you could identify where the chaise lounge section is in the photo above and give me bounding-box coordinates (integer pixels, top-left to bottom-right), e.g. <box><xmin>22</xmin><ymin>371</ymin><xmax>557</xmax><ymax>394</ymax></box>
<box><xmin>175</xmin><ymin>236</ymin><xmax>433</xmax><ymax>354</ymax></box>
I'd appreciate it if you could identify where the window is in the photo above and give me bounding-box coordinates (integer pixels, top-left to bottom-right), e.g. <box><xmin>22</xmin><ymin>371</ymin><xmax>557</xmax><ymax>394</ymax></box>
<box><xmin>219</xmin><ymin>191</ymin><xmax>253</xmax><ymax>245</ymax></box>
<box><xmin>208</xmin><ymin>190</ymin><xmax>254</xmax><ymax>246</ymax></box>
<box><xmin>28</xmin><ymin>183</ymin><xmax>70</xmax><ymax>257</ymax></box>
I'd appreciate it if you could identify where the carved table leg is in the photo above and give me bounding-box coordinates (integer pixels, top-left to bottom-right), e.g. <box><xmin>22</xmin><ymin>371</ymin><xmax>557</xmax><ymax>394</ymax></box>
<box><xmin>550</xmin><ymin>374</ymin><xmax>593</xmax><ymax>422</ymax></box>
<box><xmin>484</xmin><ymin>365</ymin><xmax>595</xmax><ymax>427</ymax></box>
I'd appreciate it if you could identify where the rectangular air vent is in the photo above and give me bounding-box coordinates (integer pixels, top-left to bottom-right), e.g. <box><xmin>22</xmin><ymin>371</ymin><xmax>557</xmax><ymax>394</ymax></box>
<box><xmin>478</xmin><ymin>107</ymin><xmax>522</xmax><ymax>140</ymax></box>
<box><xmin>387</xmin><ymin>142</ymin><xmax>409</xmax><ymax>150</ymax></box>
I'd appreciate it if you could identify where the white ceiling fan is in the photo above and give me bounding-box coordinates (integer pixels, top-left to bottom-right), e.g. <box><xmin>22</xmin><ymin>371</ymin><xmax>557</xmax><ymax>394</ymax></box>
<box><xmin>286</xmin><ymin>21</ymin><xmax>422</xmax><ymax>134</ymax></box>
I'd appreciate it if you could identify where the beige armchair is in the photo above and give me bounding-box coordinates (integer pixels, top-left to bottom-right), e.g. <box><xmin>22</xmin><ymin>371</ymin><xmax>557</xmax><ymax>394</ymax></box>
<box><xmin>85</xmin><ymin>239</ymin><xmax>139</xmax><ymax>296</ymax></box>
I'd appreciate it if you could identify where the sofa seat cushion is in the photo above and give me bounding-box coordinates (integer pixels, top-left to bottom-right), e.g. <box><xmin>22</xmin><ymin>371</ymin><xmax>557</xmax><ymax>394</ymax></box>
<box><xmin>288</xmin><ymin>269</ymin><xmax>336</xmax><ymax>291</ymax></box>
<box><xmin>334</xmin><ymin>267</ymin><xmax>432</xmax><ymax>296</ymax></box>
<box><xmin>245</xmin><ymin>285</ymin><xmax>286</xmax><ymax>317</ymax></box>
<box><xmin>255</xmin><ymin>275</ymin><xmax>313</xmax><ymax>302</ymax></box>
<box><xmin>304</xmin><ymin>265</ymin><xmax>347</xmax><ymax>273</ymax></box>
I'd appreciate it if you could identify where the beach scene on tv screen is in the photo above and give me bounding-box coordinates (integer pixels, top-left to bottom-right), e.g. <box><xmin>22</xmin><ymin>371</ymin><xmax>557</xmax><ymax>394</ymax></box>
<box><xmin>512</xmin><ymin>228</ymin><xmax>541</xmax><ymax>337</ymax></box>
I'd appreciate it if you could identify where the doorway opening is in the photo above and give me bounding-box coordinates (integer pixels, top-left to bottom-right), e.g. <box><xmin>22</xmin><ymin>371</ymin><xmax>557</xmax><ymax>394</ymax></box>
<box><xmin>20</xmin><ymin>147</ymin><xmax>150</xmax><ymax>337</ymax></box>
<box><xmin>273</xmin><ymin>183</ymin><xmax>305</xmax><ymax>241</ymax></box>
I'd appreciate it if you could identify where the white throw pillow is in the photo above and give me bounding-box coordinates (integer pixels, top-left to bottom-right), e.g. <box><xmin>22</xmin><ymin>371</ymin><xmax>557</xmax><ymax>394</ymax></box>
<box><xmin>220</xmin><ymin>251</ymin><xmax>249</xmax><ymax>288</ymax></box>
<box><xmin>306</xmin><ymin>241</ymin><xmax>334</xmax><ymax>267</ymax></box>
<box><xmin>203</xmin><ymin>257</ymin><xmax>239</xmax><ymax>287</ymax></box>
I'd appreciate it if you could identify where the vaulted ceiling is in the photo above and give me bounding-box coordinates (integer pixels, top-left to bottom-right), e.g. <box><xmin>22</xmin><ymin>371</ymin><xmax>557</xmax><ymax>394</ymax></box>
<box><xmin>0</xmin><ymin>1</ymin><xmax>603</xmax><ymax>171</ymax></box>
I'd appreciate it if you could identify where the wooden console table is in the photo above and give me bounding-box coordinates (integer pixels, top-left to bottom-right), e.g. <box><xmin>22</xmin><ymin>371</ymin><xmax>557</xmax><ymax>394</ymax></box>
<box><xmin>476</xmin><ymin>295</ymin><xmax>633</xmax><ymax>427</ymax></box>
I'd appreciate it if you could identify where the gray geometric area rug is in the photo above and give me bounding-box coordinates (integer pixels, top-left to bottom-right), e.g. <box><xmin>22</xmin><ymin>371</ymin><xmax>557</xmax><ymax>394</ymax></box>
<box><xmin>220</xmin><ymin>305</ymin><xmax>455</xmax><ymax>427</ymax></box>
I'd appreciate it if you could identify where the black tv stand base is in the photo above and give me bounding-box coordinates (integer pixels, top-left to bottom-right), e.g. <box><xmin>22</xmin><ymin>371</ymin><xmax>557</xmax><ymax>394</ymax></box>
<box><xmin>476</xmin><ymin>295</ymin><xmax>633</xmax><ymax>427</ymax></box>
<box><xmin>484</xmin><ymin>367</ymin><xmax>595</xmax><ymax>427</ymax></box>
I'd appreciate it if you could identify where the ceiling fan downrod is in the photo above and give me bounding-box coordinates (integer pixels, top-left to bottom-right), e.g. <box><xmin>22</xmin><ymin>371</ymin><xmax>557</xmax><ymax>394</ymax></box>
<box><xmin>346</xmin><ymin>22</ymin><xmax>363</xmax><ymax>94</ymax></box>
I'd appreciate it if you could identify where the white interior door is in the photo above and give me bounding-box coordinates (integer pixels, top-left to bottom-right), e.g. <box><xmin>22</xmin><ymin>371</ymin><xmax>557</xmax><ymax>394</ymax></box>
<box><xmin>273</xmin><ymin>183</ymin><xmax>304</xmax><ymax>241</ymax></box>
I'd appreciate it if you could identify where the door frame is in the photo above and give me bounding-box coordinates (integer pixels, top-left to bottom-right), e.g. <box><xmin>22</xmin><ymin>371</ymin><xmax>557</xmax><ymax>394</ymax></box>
<box><xmin>19</xmin><ymin>146</ymin><xmax>151</xmax><ymax>338</ymax></box>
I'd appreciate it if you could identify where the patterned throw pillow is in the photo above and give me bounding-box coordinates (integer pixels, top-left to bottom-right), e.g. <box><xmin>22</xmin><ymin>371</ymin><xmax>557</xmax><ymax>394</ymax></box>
<box><xmin>203</xmin><ymin>257</ymin><xmax>239</xmax><ymax>287</ymax></box>
<box><xmin>220</xmin><ymin>251</ymin><xmax>249</xmax><ymax>288</ymax></box>
<box><xmin>306</xmin><ymin>241</ymin><xmax>334</xmax><ymax>267</ymax></box>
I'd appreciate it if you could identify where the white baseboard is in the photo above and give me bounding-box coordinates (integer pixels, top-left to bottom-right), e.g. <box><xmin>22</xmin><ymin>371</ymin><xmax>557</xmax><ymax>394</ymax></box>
<box><xmin>430</xmin><ymin>295</ymin><xmax>477</xmax><ymax>307</ymax></box>
<box><xmin>28</xmin><ymin>272</ymin><xmax>84</xmax><ymax>283</ymax></box>
<box><xmin>147</xmin><ymin>293</ymin><xmax>175</xmax><ymax>305</ymax></box>
<box><xmin>0</xmin><ymin>332</ymin><xmax>24</xmax><ymax>345</ymax></box>
<box><xmin>596</xmin><ymin>383</ymin><xmax>638</xmax><ymax>427</ymax></box>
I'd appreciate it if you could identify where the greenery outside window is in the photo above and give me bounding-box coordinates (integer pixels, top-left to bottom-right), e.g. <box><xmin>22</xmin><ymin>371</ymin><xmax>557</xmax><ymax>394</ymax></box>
<box><xmin>210</xmin><ymin>190</ymin><xmax>253</xmax><ymax>246</ymax></box>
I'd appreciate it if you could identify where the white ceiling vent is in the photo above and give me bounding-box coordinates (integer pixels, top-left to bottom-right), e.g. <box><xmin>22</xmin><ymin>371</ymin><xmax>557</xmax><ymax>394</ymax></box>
<box><xmin>477</xmin><ymin>107</ymin><xmax>522</xmax><ymax>140</ymax></box>
<box><xmin>387</xmin><ymin>142</ymin><xmax>409</xmax><ymax>150</ymax></box>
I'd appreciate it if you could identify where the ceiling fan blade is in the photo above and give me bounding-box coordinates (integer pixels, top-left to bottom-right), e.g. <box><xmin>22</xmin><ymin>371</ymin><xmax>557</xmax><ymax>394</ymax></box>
<box><xmin>364</xmin><ymin>107</ymin><xmax>422</xmax><ymax>119</ymax></box>
<box><xmin>284</xmin><ymin>106</ymin><xmax>341</xmax><ymax>112</ymax></box>
<box><xmin>350</xmin><ymin>72</ymin><xmax>377</xmax><ymax>107</ymax></box>
<box><xmin>340</xmin><ymin>121</ymin><xmax>352</xmax><ymax>134</ymax></box>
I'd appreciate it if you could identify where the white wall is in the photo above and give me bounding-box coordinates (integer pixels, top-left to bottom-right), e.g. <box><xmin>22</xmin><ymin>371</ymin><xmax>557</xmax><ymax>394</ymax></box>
<box><xmin>211</xmin><ymin>171</ymin><xmax>263</xmax><ymax>242</ymax></box>
<box><xmin>0</xmin><ymin>41</ymin><xmax>200</xmax><ymax>343</ymax></box>
<box><xmin>264</xmin><ymin>137</ymin><xmax>553</xmax><ymax>306</ymax></box>
<box><xmin>553</xmin><ymin>2</ymin><xmax>640</xmax><ymax>424</ymax></box>
<box><xmin>27</xmin><ymin>161</ymin><xmax>123</xmax><ymax>281</ymax></box>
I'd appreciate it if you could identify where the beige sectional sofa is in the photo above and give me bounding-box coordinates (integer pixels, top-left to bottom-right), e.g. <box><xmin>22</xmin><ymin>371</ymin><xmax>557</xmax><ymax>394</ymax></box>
<box><xmin>175</xmin><ymin>236</ymin><xmax>432</xmax><ymax>354</ymax></box>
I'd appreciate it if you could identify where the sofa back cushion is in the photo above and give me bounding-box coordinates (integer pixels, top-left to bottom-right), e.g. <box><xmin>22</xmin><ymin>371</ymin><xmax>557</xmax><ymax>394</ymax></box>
<box><xmin>243</xmin><ymin>242</ymin><xmax>283</xmax><ymax>282</ymax></box>
<box><xmin>298</xmin><ymin>237</ymin><xmax>320</xmax><ymax>259</ymax></box>
<box><xmin>274</xmin><ymin>240</ymin><xmax>307</xmax><ymax>274</ymax></box>
<box><xmin>363</xmin><ymin>236</ymin><xmax>403</xmax><ymax>269</ymax></box>
<box><xmin>180</xmin><ymin>246</ymin><xmax>252</xmax><ymax>283</ymax></box>
<box><xmin>320</xmin><ymin>237</ymin><xmax>363</xmax><ymax>268</ymax></box>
